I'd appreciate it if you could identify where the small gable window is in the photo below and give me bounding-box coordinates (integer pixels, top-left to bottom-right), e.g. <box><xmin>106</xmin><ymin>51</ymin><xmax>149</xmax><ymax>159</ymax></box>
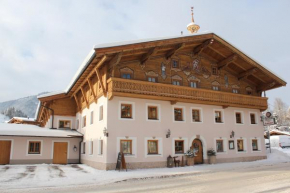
<box><xmin>212</xmin><ymin>67</ymin><xmax>218</xmax><ymax>75</ymax></box>
<box><xmin>172</xmin><ymin>75</ymin><xmax>182</xmax><ymax>86</ymax></box>
<box><xmin>172</xmin><ymin>60</ymin><xmax>179</xmax><ymax>68</ymax></box>
<box><xmin>120</xmin><ymin>67</ymin><xmax>133</xmax><ymax>79</ymax></box>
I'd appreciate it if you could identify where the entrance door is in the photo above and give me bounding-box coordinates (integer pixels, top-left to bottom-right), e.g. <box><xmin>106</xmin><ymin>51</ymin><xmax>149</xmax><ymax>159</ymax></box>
<box><xmin>191</xmin><ymin>139</ymin><xmax>203</xmax><ymax>164</ymax></box>
<box><xmin>53</xmin><ymin>142</ymin><xmax>68</xmax><ymax>164</ymax></box>
<box><xmin>0</xmin><ymin>141</ymin><xmax>11</xmax><ymax>165</ymax></box>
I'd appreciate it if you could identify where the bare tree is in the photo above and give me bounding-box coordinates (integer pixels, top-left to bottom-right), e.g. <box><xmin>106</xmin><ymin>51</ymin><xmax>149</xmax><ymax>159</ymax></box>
<box><xmin>273</xmin><ymin>98</ymin><xmax>289</xmax><ymax>126</ymax></box>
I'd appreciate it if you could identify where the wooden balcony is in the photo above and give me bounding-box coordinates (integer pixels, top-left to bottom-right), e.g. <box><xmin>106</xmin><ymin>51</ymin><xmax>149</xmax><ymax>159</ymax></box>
<box><xmin>107</xmin><ymin>78</ymin><xmax>268</xmax><ymax>110</ymax></box>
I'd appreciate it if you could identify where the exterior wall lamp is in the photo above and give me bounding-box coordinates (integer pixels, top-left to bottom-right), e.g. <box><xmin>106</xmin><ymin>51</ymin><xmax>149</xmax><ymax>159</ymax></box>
<box><xmin>166</xmin><ymin>129</ymin><xmax>171</xmax><ymax>138</ymax></box>
<box><xmin>230</xmin><ymin>130</ymin><xmax>235</xmax><ymax>138</ymax></box>
<box><xmin>73</xmin><ymin>145</ymin><xmax>77</xmax><ymax>152</ymax></box>
<box><xmin>103</xmin><ymin>127</ymin><xmax>109</xmax><ymax>137</ymax></box>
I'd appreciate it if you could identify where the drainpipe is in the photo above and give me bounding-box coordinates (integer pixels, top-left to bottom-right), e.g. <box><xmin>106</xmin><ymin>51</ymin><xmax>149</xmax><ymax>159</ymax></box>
<box><xmin>79</xmin><ymin>137</ymin><xmax>83</xmax><ymax>164</ymax></box>
<box><xmin>41</xmin><ymin>105</ymin><xmax>55</xmax><ymax>129</ymax></box>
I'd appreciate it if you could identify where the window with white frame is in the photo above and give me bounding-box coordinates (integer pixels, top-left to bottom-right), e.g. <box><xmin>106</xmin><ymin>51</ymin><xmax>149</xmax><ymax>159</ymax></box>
<box><xmin>235</xmin><ymin>112</ymin><xmax>243</xmax><ymax>124</ymax></box>
<box><xmin>76</xmin><ymin>119</ymin><xmax>79</xmax><ymax>130</ymax></box>
<box><xmin>148</xmin><ymin>106</ymin><xmax>158</xmax><ymax>120</ymax></box>
<box><xmin>89</xmin><ymin>141</ymin><xmax>93</xmax><ymax>155</ymax></box>
<box><xmin>147</xmin><ymin>140</ymin><xmax>158</xmax><ymax>154</ymax></box>
<box><xmin>82</xmin><ymin>116</ymin><xmax>86</xmax><ymax>128</ymax></box>
<box><xmin>215</xmin><ymin>111</ymin><xmax>223</xmax><ymax>123</ymax></box>
<box><xmin>252</xmin><ymin>139</ymin><xmax>258</xmax><ymax>151</ymax></box>
<box><xmin>216</xmin><ymin>140</ymin><xmax>224</xmax><ymax>152</ymax></box>
<box><xmin>174</xmin><ymin>108</ymin><xmax>184</xmax><ymax>121</ymax></box>
<box><xmin>237</xmin><ymin>139</ymin><xmax>244</xmax><ymax>152</ymax></box>
<box><xmin>250</xmin><ymin>113</ymin><xmax>257</xmax><ymax>124</ymax></box>
<box><xmin>82</xmin><ymin>142</ymin><xmax>86</xmax><ymax>154</ymax></box>
<box><xmin>192</xmin><ymin>109</ymin><xmax>201</xmax><ymax>122</ymax></box>
<box><xmin>90</xmin><ymin>111</ymin><xmax>94</xmax><ymax>125</ymax></box>
<box><xmin>98</xmin><ymin>140</ymin><xmax>103</xmax><ymax>155</ymax></box>
<box><xmin>174</xmin><ymin>140</ymin><xmax>184</xmax><ymax>154</ymax></box>
<box><xmin>59</xmin><ymin>120</ymin><xmax>71</xmax><ymax>129</ymax></box>
<box><xmin>120</xmin><ymin>140</ymin><xmax>132</xmax><ymax>155</ymax></box>
<box><xmin>99</xmin><ymin>105</ymin><xmax>103</xmax><ymax>121</ymax></box>
<box><xmin>28</xmin><ymin>141</ymin><xmax>41</xmax><ymax>154</ymax></box>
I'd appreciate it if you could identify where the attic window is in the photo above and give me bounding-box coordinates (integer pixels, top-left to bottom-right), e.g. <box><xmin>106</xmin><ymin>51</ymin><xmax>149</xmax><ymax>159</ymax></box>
<box><xmin>172</xmin><ymin>60</ymin><xmax>179</xmax><ymax>68</ymax></box>
<box><xmin>172</xmin><ymin>75</ymin><xmax>182</xmax><ymax>86</ymax></box>
<box><xmin>212</xmin><ymin>67</ymin><xmax>218</xmax><ymax>75</ymax></box>
<box><xmin>120</xmin><ymin>67</ymin><xmax>134</xmax><ymax>79</ymax></box>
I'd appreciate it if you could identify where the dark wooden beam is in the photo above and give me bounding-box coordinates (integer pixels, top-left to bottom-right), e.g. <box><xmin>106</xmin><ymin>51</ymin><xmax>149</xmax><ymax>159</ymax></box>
<box><xmin>238</xmin><ymin>68</ymin><xmax>258</xmax><ymax>80</ymax></box>
<box><xmin>166</xmin><ymin>43</ymin><xmax>185</xmax><ymax>59</ymax></box>
<box><xmin>141</xmin><ymin>47</ymin><xmax>159</xmax><ymax>64</ymax></box>
<box><xmin>257</xmin><ymin>81</ymin><xmax>276</xmax><ymax>92</ymax></box>
<box><xmin>192</xmin><ymin>39</ymin><xmax>214</xmax><ymax>57</ymax></box>
<box><xmin>218</xmin><ymin>54</ymin><xmax>238</xmax><ymax>70</ymax></box>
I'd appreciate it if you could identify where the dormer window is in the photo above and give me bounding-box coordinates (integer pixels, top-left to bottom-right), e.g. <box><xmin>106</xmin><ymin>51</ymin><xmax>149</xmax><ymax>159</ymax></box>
<box><xmin>172</xmin><ymin>75</ymin><xmax>182</xmax><ymax>86</ymax></box>
<box><xmin>120</xmin><ymin>67</ymin><xmax>133</xmax><ymax>79</ymax></box>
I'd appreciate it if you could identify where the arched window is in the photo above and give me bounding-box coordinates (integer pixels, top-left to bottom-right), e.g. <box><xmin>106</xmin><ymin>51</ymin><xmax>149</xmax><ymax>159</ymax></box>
<box><xmin>187</xmin><ymin>75</ymin><xmax>200</xmax><ymax>88</ymax></box>
<box><xmin>120</xmin><ymin>67</ymin><xmax>134</xmax><ymax>79</ymax></box>
<box><xmin>212</xmin><ymin>81</ymin><xmax>220</xmax><ymax>91</ymax></box>
<box><xmin>246</xmin><ymin>86</ymin><xmax>253</xmax><ymax>95</ymax></box>
<box><xmin>145</xmin><ymin>71</ymin><xmax>158</xmax><ymax>83</ymax></box>
<box><xmin>232</xmin><ymin>85</ymin><xmax>240</xmax><ymax>94</ymax></box>
<box><xmin>172</xmin><ymin>75</ymin><xmax>182</xmax><ymax>86</ymax></box>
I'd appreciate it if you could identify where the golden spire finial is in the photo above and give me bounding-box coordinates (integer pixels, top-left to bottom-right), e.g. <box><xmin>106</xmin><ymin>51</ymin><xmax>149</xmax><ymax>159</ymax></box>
<box><xmin>191</xmin><ymin>7</ymin><xmax>194</xmax><ymax>23</ymax></box>
<box><xmin>187</xmin><ymin>6</ymin><xmax>200</xmax><ymax>34</ymax></box>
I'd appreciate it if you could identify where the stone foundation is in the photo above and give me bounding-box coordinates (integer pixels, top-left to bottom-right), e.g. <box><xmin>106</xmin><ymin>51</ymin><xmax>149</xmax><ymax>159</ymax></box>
<box><xmin>82</xmin><ymin>156</ymin><xmax>267</xmax><ymax>170</ymax></box>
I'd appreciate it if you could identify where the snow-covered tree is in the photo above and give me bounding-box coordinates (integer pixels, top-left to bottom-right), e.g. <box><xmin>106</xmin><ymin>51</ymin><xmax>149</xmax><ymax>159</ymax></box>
<box><xmin>273</xmin><ymin>98</ymin><xmax>290</xmax><ymax>126</ymax></box>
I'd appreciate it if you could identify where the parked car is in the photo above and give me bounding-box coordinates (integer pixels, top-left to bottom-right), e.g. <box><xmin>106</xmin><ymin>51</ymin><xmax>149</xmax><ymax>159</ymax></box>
<box><xmin>270</xmin><ymin>135</ymin><xmax>290</xmax><ymax>148</ymax></box>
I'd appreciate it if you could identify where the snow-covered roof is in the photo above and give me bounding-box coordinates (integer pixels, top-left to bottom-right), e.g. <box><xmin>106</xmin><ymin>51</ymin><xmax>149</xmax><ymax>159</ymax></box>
<box><xmin>37</xmin><ymin>91</ymin><xmax>66</xmax><ymax>99</ymax></box>
<box><xmin>0</xmin><ymin>123</ymin><xmax>83</xmax><ymax>138</ymax></box>
<box><xmin>9</xmin><ymin>117</ymin><xmax>36</xmax><ymax>122</ymax></box>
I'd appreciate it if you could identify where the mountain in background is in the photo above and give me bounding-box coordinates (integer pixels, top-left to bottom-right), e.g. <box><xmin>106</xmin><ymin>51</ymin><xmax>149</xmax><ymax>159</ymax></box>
<box><xmin>0</xmin><ymin>92</ymin><xmax>48</xmax><ymax>118</ymax></box>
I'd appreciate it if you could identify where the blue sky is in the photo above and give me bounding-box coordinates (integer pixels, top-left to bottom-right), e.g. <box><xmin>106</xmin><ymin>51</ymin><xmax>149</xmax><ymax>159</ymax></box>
<box><xmin>0</xmin><ymin>0</ymin><xmax>289</xmax><ymax>108</ymax></box>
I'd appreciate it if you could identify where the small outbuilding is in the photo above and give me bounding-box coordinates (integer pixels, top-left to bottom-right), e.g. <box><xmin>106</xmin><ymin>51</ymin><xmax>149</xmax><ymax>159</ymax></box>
<box><xmin>0</xmin><ymin>123</ymin><xmax>83</xmax><ymax>165</ymax></box>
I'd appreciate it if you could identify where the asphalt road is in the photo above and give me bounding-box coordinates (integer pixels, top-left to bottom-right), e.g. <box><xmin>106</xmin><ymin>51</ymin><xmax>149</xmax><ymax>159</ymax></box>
<box><xmin>8</xmin><ymin>162</ymin><xmax>290</xmax><ymax>193</ymax></box>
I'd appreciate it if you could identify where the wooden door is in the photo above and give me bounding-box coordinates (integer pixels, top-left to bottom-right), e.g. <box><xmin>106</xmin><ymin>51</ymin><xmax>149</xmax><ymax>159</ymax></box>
<box><xmin>191</xmin><ymin>139</ymin><xmax>203</xmax><ymax>164</ymax></box>
<box><xmin>0</xmin><ymin>141</ymin><xmax>11</xmax><ymax>165</ymax></box>
<box><xmin>53</xmin><ymin>142</ymin><xmax>68</xmax><ymax>164</ymax></box>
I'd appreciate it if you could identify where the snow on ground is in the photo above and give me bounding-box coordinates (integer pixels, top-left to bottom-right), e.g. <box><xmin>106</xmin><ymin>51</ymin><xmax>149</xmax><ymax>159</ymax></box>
<box><xmin>0</xmin><ymin>147</ymin><xmax>290</xmax><ymax>191</ymax></box>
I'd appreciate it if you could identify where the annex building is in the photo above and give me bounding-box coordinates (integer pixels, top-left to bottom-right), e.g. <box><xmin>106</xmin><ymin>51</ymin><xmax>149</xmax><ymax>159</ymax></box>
<box><xmin>0</xmin><ymin>11</ymin><xmax>287</xmax><ymax>169</ymax></box>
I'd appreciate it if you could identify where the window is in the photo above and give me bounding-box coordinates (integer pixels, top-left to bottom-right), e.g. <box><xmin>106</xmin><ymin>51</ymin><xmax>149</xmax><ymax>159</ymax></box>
<box><xmin>236</xmin><ymin>112</ymin><xmax>242</xmax><ymax>124</ymax></box>
<box><xmin>246</xmin><ymin>87</ymin><xmax>253</xmax><ymax>95</ymax></box>
<box><xmin>250</xmin><ymin>113</ymin><xmax>256</xmax><ymax>124</ymax></box>
<box><xmin>237</xmin><ymin>139</ymin><xmax>244</xmax><ymax>152</ymax></box>
<box><xmin>216</xmin><ymin>140</ymin><xmax>223</xmax><ymax>152</ymax></box>
<box><xmin>212</xmin><ymin>67</ymin><xmax>218</xmax><ymax>75</ymax></box>
<box><xmin>89</xmin><ymin>141</ymin><xmax>93</xmax><ymax>155</ymax></box>
<box><xmin>175</xmin><ymin>140</ymin><xmax>184</xmax><ymax>154</ymax></box>
<box><xmin>212</xmin><ymin>86</ymin><xmax>220</xmax><ymax>91</ymax></box>
<box><xmin>148</xmin><ymin>77</ymin><xmax>157</xmax><ymax>83</ymax></box>
<box><xmin>232</xmin><ymin>89</ymin><xmax>239</xmax><ymax>94</ymax></box>
<box><xmin>59</xmin><ymin>120</ymin><xmax>71</xmax><ymax>129</ymax></box>
<box><xmin>252</xmin><ymin>139</ymin><xmax>258</xmax><ymax>151</ymax></box>
<box><xmin>174</xmin><ymin>108</ymin><xmax>183</xmax><ymax>121</ymax></box>
<box><xmin>99</xmin><ymin>105</ymin><xmax>103</xmax><ymax>121</ymax></box>
<box><xmin>82</xmin><ymin>142</ymin><xmax>86</xmax><ymax>154</ymax></box>
<box><xmin>122</xmin><ymin>73</ymin><xmax>132</xmax><ymax>79</ymax></box>
<box><xmin>247</xmin><ymin>91</ymin><xmax>252</xmax><ymax>95</ymax></box>
<box><xmin>148</xmin><ymin>106</ymin><xmax>158</xmax><ymax>120</ymax></box>
<box><xmin>189</xmin><ymin>81</ymin><xmax>198</xmax><ymax>88</ymax></box>
<box><xmin>121</xmin><ymin>104</ymin><xmax>132</xmax><ymax>118</ymax></box>
<box><xmin>172</xmin><ymin>60</ymin><xmax>179</xmax><ymax>68</ymax></box>
<box><xmin>192</xmin><ymin>109</ymin><xmax>200</xmax><ymax>122</ymax></box>
<box><xmin>215</xmin><ymin>111</ymin><xmax>222</xmax><ymax>123</ymax></box>
<box><xmin>172</xmin><ymin>80</ymin><xmax>182</xmax><ymax>86</ymax></box>
<box><xmin>148</xmin><ymin>140</ymin><xmax>158</xmax><ymax>154</ymax></box>
<box><xmin>82</xmin><ymin>116</ymin><xmax>86</xmax><ymax>128</ymax></box>
<box><xmin>98</xmin><ymin>140</ymin><xmax>103</xmax><ymax>155</ymax></box>
<box><xmin>76</xmin><ymin>119</ymin><xmax>79</xmax><ymax>130</ymax></box>
<box><xmin>90</xmin><ymin>111</ymin><xmax>94</xmax><ymax>125</ymax></box>
<box><xmin>120</xmin><ymin>140</ymin><xmax>132</xmax><ymax>154</ymax></box>
<box><xmin>229</xmin><ymin>140</ymin><xmax>235</xmax><ymax>150</ymax></box>
<box><xmin>28</xmin><ymin>141</ymin><xmax>41</xmax><ymax>154</ymax></box>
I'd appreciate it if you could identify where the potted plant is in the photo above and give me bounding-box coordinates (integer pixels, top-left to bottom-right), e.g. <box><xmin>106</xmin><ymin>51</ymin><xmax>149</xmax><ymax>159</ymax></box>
<box><xmin>207</xmin><ymin>149</ymin><xmax>217</xmax><ymax>164</ymax></box>
<box><xmin>184</xmin><ymin>149</ymin><xmax>195</xmax><ymax>166</ymax></box>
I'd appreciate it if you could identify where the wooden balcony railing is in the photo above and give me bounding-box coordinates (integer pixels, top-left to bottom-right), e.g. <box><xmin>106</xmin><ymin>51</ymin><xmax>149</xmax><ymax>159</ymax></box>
<box><xmin>107</xmin><ymin>78</ymin><xmax>268</xmax><ymax>110</ymax></box>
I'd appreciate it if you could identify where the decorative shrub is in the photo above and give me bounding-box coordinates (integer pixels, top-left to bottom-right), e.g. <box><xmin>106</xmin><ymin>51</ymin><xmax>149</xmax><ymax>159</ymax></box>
<box><xmin>207</xmin><ymin>149</ymin><xmax>216</xmax><ymax>156</ymax></box>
